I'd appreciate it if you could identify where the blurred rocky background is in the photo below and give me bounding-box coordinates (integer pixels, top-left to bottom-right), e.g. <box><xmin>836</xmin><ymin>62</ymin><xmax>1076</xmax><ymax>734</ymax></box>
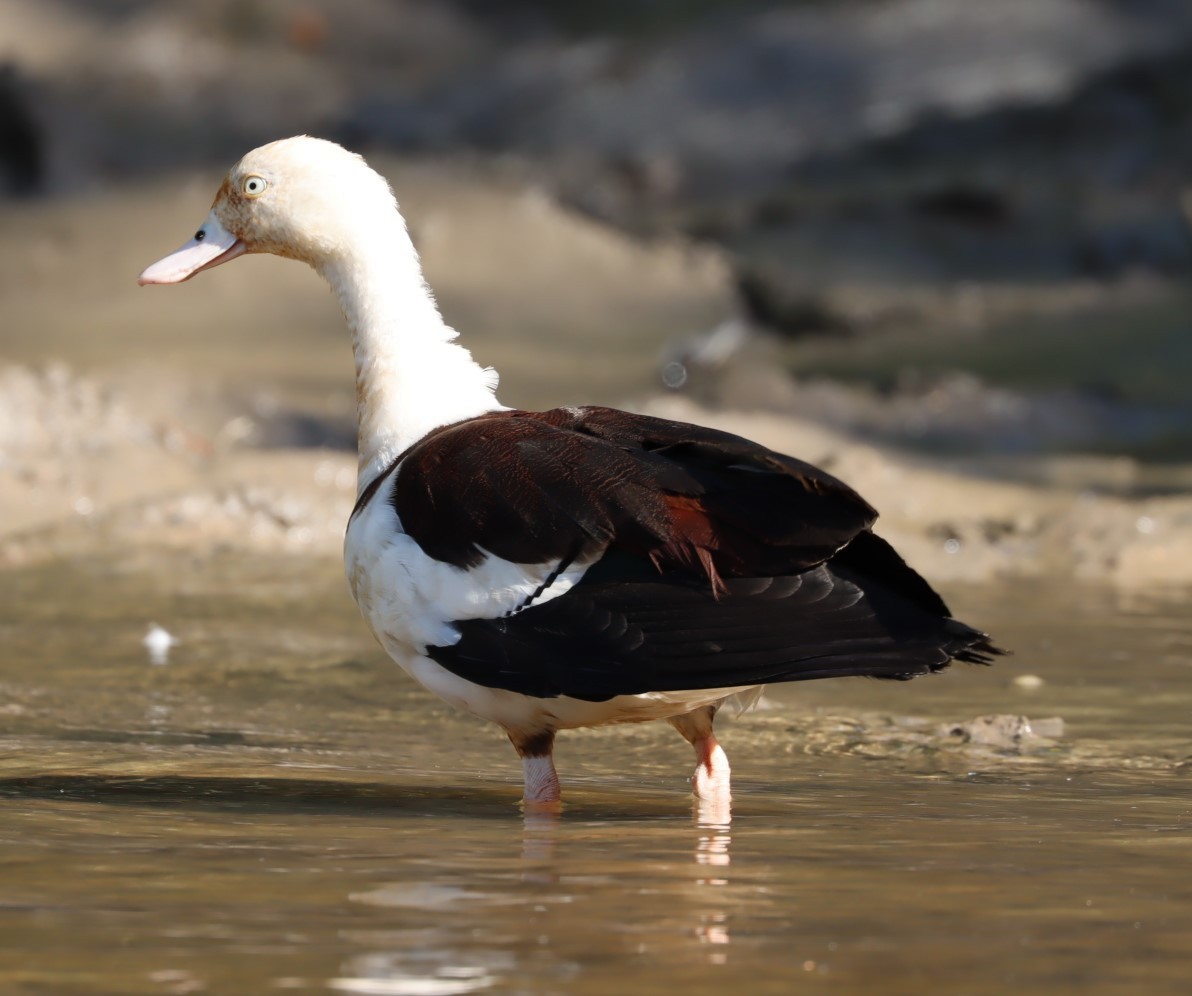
<box><xmin>2</xmin><ymin>0</ymin><xmax>1192</xmax><ymax>581</ymax></box>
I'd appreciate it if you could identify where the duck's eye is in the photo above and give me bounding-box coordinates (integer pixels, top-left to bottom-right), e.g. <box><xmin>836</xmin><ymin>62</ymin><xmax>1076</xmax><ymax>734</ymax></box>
<box><xmin>241</xmin><ymin>175</ymin><xmax>268</xmax><ymax>197</ymax></box>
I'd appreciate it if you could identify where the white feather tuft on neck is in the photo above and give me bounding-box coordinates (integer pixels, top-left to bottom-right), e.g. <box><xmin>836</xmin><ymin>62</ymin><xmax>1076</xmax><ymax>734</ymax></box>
<box><xmin>283</xmin><ymin>149</ymin><xmax>504</xmax><ymax>489</ymax></box>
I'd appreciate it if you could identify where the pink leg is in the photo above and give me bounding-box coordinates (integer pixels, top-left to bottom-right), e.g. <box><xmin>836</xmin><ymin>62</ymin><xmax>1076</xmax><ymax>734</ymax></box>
<box><xmin>508</xmin><ymin>729</ymin><xmax>561</xmax><ymax>811</ymax></box>
<box><xmin>668</xmin><ymin>707</ymin><xmax>732</xmax><ymax>822</ymax></box>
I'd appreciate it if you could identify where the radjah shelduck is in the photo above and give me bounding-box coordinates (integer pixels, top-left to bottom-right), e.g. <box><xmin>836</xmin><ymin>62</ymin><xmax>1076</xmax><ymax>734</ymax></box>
<box><xmin>139</xmin><ymin>136</ymin><xmax>1000</xmax><ymax>815</ymax></box>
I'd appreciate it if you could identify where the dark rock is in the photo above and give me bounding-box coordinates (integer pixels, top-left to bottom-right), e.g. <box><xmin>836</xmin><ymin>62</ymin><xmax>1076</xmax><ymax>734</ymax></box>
<box><xmin>0</xmin><ymin>64</ymin><xmax>44</xmax><ymax>197</ymax></box>
<box><xmin>734</xmin><ymin>264</ymin><xmax>851</xmax><ymax>339</ymax></box>
<box><xmin>909</xmin><ymin>186</ymin><xmax>1013</xmax><ymax>229</ymax></box>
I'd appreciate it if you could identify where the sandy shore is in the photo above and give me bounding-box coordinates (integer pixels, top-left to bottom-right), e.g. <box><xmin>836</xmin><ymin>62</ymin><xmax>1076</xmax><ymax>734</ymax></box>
<box><xmin>2</xmin><ymin>158</ymin><xmax>1190</xmax><ymax>587</ymax></box>
<box><xmin>3</xmin><ymin>361</ymin><xmax>1191</xmax><ymax>588</ymax></box>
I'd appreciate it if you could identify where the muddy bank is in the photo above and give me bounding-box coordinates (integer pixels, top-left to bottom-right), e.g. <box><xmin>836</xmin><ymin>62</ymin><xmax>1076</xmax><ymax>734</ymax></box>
<box><xmin>2</xmin><ymin>361</ymin><xmax>1190</xmax><ymax>588</ymax></box>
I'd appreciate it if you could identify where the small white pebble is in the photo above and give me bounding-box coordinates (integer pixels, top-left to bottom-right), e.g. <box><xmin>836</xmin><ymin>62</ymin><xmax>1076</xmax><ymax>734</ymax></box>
<box><xmin>143</xmin><ymin>623</ymin><xmax>179</xmax><ymax>665</ymax></box>
<box><xmin>944</xmin><ymin>537</ymin><xmax>961</xmax><ymax>554</ymax></box>
<box><xmin>218</xmin><ymin>415</ymin><xmax>257</xmax><ymax>445</ymax></box>
<box><xmin>73</xmin><ymin>496</ymin><xmax>94</xmax><ymax>516</ymax></box>
<box><xmin>1135</xmin><ymin>515</ymin><xmax>1156</xmax><ymax>535</ymax></box>
<box><xmin>1013</xmin><ymin>674</ymin><xmax>1045</xmax><ymax>690</ymax></box>
<box><xmin>288</xmin><ymin>526</ymin><xmax>314</xmax><ymax>545</ymax></box>
<box><xmin>661</xmin><ymin>361</ymin><xmax>688</xmax><ymax>389</ymax></box>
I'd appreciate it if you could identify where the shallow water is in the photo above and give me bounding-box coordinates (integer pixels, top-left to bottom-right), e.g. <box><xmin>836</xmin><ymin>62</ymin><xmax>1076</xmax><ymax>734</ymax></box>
<box><xmin>1</xmin><ymin>555</ymin><xmax>1189</xmax><ymax>994</ymax></box>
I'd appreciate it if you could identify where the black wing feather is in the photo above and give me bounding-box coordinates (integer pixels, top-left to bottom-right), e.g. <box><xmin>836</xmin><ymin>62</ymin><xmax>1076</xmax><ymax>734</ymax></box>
<box><xmin>427</xmin><ymin>532</ymin><xmax>1001</xmax><ymax>702</ymax></box>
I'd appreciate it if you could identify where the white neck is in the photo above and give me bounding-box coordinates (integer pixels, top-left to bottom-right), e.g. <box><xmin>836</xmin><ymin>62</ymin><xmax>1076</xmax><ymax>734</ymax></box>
<box><xmin>317</xmin><ymin>213</ymin><xmax>503</xmax><ymax>492</ymax></box>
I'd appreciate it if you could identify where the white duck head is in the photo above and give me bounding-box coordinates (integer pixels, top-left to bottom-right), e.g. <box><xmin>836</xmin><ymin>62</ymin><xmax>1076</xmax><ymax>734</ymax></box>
<box><xmin>138</xmin><ymin>136</ymin><xmax>409</xmax><ymax>284</ymax></box>
<box><xmin>139</xmin><ymin>136</ymin><xmax>502</xmax><ymax>484</ymax></box>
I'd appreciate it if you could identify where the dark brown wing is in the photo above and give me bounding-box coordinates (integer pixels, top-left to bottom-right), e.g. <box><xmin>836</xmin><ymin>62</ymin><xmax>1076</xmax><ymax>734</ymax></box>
<box><xmin>389</xmin><ymin>406</ymin><xmax>878</xmax><ymax>583</ymax></box>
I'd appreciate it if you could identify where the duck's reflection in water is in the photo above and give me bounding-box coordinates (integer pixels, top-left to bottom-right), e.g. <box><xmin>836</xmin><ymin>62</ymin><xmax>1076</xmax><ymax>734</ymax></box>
<box><xmin>695</xmin><ymin>819</ymin><xmax>732</xmax><ymax>874</ymax></box>
<box><xmin>695</xmin><ymin>787</ymin><xmax>732</xmax><ymax>833</ymax></box>
<box><xmin>331</xmin><ymin>801</ymin><xmax>736</xmax><ymax>990</ymax></box>
<box><xmin>520</xmin><ymin>801</ymin><xmax>736</xmax><ymax>958</ymax></box>
<box><xmin>694</xmin><ymin>808</ymin><xmax>733</xmax><ymax>959</ymax></box>
<box><xmin>520</xmin><ymin>809</ymin><xmax>561</xmax><ymax>873</ymax></box>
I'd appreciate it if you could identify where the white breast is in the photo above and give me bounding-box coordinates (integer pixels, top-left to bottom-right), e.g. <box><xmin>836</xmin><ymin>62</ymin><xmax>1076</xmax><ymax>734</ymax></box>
<box><xmin>343</xmin><ymin>463</ymin><xmax>586</xmax><ymax>657</ymax></box>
